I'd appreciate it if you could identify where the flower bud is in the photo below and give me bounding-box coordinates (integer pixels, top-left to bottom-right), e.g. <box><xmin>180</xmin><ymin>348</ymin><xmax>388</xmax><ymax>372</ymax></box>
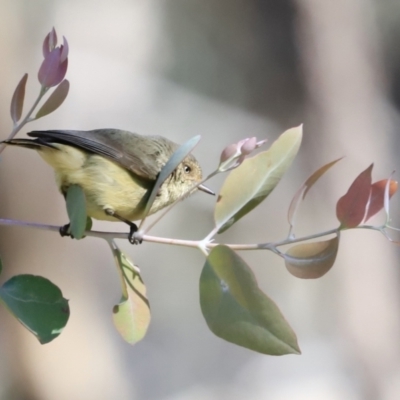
<box><xmin>38</xmin><ymin>29</ymin><xmax>69</xmax><ymax>88</ymax></box>
<box><xmin>218</xmin><ymin>136</ymin><xmax>267</xmax><ymax>172</ymax></box>
<box><xmin>239</xmin><ymin>137</ymin><xmax>257</xmax><ymax>155</ymax></box>
<box><xmin>220</xmin><ymin>143</ymin><xmax>238</xmax><ymax>164</ymax></box>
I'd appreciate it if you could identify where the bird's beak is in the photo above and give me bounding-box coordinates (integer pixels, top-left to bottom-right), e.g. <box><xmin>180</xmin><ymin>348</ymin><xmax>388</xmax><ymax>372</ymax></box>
<box><xmin>198</xmin><ymin>184</ymin><xmax>215</xmax><ymax>195</ymax></box>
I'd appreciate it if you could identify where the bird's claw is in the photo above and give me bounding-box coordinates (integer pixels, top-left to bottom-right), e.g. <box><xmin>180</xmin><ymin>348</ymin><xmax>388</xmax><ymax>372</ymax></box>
<box><xmin>128</xmin><ymin>224</ymin><xmax>142</xmax><ymax>245</ymax></box>
<box><xmin>59</xmin><ymin>223</ymin><xmax>74</xmax><ymax>239</ymax></box>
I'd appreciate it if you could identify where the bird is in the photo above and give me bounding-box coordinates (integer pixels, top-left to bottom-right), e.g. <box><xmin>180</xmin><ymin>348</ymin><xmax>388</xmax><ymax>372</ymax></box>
<box><xmin>4</xmin><ymin>129</ymin><xmax>214</xmax><ymax>242</ymax></box>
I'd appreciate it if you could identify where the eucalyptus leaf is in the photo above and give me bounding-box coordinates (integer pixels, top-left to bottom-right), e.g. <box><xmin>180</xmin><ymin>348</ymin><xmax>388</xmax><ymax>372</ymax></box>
<box><xmin>36</xmin><ymin>79</ymin><xmax>70</xmax><ymax>119</ymax></box>
<box><xmin>336</xmin><ymin>164</ymin><xmax>373</xmax><ymax>228</ymax></box>
<box><xmin>215</xmin><ymin>126</ymin><xmax>302</xmax><ymax>233</ymax></box>
<box><xmin>0</xmin><ymin>274</ymin><xmax>69</xmax><ymax>344</ymax></box>
<box><xmin>112</xmin><ymin>245</ymin><xmax>151</xmax><ymax>344</ymax></box>
<box><xmin>284</xmin><ymin>235</ymin><xmax>339</xmax><ymax>279</ymax></box>
<box><xmin>66</xmin><ymin>184</ymin><xmax>87</xmax><ymax>239</ymax></box>
<box><xmin>288</xmin><ymin>158</ymin><xmax>342</xmax><ymax>231</ymax></box>
<box><xmin>143</xmin><ymin>135</ymin><xmax>201</xmax><ymax>218</ymax></box>
<box><xmin>10</xmin><ymin>73</ymin><xmax>28</xmax><ymax>124</ymax></box>
<box><xmin>200</xmin><ymin>245</ymin><xmax>300</xmax><ymax>355</ymax></box>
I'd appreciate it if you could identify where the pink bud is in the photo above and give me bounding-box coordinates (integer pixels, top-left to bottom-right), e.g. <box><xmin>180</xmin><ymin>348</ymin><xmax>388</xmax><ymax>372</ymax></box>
<box><xmin>255</xmin><ymin>139</ymin><xmax>268</xmax><ymax>148</ymax></box>
<box><xmin>38</xmin><ymin>48</ymin><xmax>68</xmax><ymax>87</ymax></box>
<box><xmin>43</xmin><ymin>28</ymin><xmax>58</xmax><ymax>57</ymax></box>
<box><xmin>236</xmin><ymin>154</ymin><xmax>246</xmax><ymax>166</ymax></box>
<box><xmin>220</xmin><ymin>143</ymin><xmax>238</xmax><ymax>163</ymax></box>
<box><xmin>240</xmin><ymin>137</ymin><xmax>257</xmax><ymax>155</ymax></box>
<box><xmin>49</xmin><ymin>28</ymin><xmax>57</xmax><ymax>50</ymax></box>
<box><xmin>38</xmin><ymin>29</ymin><xmax>69</xmax><ymax>88</ymax></box>
<box><xmin>60</xmin><ymin>36</ymin><xmax>69</xmax><ymax>63</ymax></box>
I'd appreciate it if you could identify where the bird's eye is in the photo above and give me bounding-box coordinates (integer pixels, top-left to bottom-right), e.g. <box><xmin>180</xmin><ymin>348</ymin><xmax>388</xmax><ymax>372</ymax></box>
<box><xmin>183</xmin><ymin>164</ymin><xmax>192</xmax><ymax>173</ymax></box>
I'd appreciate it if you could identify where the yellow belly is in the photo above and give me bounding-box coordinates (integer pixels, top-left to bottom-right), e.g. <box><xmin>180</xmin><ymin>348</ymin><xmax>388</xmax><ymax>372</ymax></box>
<box><xmin>38</xmin><ymin>144</ymin><xmax>155</xmax><ymax>221</ymax></box>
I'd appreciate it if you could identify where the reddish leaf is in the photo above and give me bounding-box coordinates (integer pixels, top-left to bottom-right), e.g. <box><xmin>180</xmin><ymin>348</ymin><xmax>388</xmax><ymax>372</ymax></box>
<box><xmin>35</xmin><ymin>80</ymin><xmax>70</xmax><ymax>119</ymax></box>
<box><xmin>336</xmin><ymin>164</ymin><xmax>373</xmax><ymax>228</ymax></box>
<box><xmin>10</xmin><ymin>73</ymin><xmax>28</xmax><ymax>124</ymax></box>
<box><xmin>364</xmin><ymin>179</ymin><xmax>398</xmax><ymax>222</ymax></box>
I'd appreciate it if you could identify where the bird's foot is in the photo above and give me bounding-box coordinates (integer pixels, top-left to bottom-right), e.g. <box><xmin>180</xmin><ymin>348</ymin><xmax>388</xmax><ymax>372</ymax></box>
<box><xmin>59</xmin><ymin>223</ymin><xmax>74</xmax><ymax>239</ymax></box>
<box><xmin>105</xmin><ymin>208</ymin><xmax>142</xmax><ymax>245</ymax></box>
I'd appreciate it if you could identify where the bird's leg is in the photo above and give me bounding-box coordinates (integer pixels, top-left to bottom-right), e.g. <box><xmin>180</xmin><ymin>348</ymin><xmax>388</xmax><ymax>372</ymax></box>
<box><xmin>104</xmin><ymin>208</ymin><xmax>142</xmax><ymax>244</ymax></box>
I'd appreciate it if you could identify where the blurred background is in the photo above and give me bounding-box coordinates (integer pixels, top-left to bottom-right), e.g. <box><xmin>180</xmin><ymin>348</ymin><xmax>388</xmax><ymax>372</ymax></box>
<box><xmin>0</xmin><ymin>0</ymin><xmax>400</xmax><ymax>399</ymax></box>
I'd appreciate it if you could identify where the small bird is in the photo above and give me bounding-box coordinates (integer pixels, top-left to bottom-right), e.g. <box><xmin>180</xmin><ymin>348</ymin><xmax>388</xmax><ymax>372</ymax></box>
<box><xmin>4</xmin><ymin>129</ymin><xmax>214</xmax><ymax>242</ymax></box>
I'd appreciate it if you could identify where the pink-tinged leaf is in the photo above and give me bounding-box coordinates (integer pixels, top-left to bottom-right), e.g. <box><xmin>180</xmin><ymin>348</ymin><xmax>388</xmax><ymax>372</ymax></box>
<box><xmin>60</xmin><ymin>37</ymin><xmax>69</xmax><ymax>63</ymax></box>
<box><xmin>35</xmin><ymin>80</ymin><xmax>70</xmax><ymax>119</ymax></box>
<box><xmin>284</xmin><ymin>235</ymin><xmax>339</xmax><ymax>279</ymax></box>
<box><xmin>364</xmin><ymin>178</ymin><xmax>398</xmax><ymax>222</ymax></box>
<box><xmin>288</xmin><ymin>157</ymin><xmax>343</xmax><ymax>229</ymax></box>
<box><xmin>336</xmin><ymin>164</ymin><xmax>373</xmax><ymax>228</ymax></box>
<box><xmin>10</xmin><ymin>73</ymin><xmax>28</xmax><ymax>124</ymax></box>
<box><xmin>38</xmin><ymin>48</ymin><xmax>68</xmax><ymax>88</ymax></box>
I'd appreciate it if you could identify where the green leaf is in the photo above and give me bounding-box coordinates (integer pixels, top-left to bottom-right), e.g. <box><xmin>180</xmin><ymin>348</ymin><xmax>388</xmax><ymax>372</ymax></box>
<box><xmin>10</xmin><ymin>73</ymin><xmax>28</xmax><ymax>124</ymax></box>
<box><xmin>35</xmin><ymin>79</ymin><xmax>70</xmax><ymax>119</ymax></box>
<box><xmin>284</xmin><ymin>235</ymin><xmax>339</xmax><ymax>279</ymax></box>
<box><xmin>112</xmin><ymin>246</ymin><xmax>151</xmax><ymax>344</ymax></box>
<box><xmin>143</xmin><ymin>135</ymin><xmax>201</xmax><ymax>218</ymax></box>
<box><xmin>200</xmin><ymin>245</ymin><xmax>300</xmax><ymax>355</ymax></box>
<box><xmin>215</xmin><ymin>126</ymin><xmax>302</xmax><ymax>233</ymax></box>
<box><xmin>66</xmin><ymin>184</ymin><xmax>87</xmax><ymax>239</ymax></box>
<box><xmin>0</xmin><ymin>274</ymin><xmax>69</xmax><ymax>344</ymax></box>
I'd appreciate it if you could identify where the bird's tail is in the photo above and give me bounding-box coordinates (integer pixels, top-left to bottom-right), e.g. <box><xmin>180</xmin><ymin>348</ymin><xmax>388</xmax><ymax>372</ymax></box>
<box><xmin>2</xmin><ymin>138</ymin><xmax>56</xmax><ymax>150</ymax></box>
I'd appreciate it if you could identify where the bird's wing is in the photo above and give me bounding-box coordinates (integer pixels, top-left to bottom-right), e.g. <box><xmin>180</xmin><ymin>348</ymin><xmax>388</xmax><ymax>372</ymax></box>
<box><xmin>28</xmin><ymin>129</ymin><xmax>177</xmax><ymax>180</ymax></box>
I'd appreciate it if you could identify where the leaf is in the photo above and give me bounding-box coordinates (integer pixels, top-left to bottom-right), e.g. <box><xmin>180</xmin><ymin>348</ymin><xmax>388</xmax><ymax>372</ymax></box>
<box><xmin>215</xmin><ymin>126</ymin><xmax>302</xmax><ymax>233</ymax></box>
<box><xmin>288</xmin><ymin>158</ymin><xmax>343</xmax><ymax>229</ymax></box>
<box><xmin>0</xmin><ymin>274</ymin><xmax>69</xmax><ymax>344</ymax></box>
<box><xmin>112</xmin><ymin>246</ymin><xmax>151</xmax><ymax>344</ymax></box>
<box><xmin>143</xmin><ymin>135</ymin><xmax>201</xmax><ymax>218</ymax></box>
<box><xmin>284</xmin><ymin>235</ymin><xmax>339</xmax><ymax>279</ymax></box>
<box><xmin>35</xmin><ymin>79</ymin><xmax>70</xmax><ymax>119</ymax></box>
<box><xmin>364</xmin><ymin>179</ymin><xmax>398</xmax><ymax>222</ymax></box>
<box><xmin>10</xmin><ymin>73</ymin><xmax>28</xmax><ymax>124</ymax></box>
<box><xmin>200</xmin><ymin>245</ymin><xmax>300</xmax><ymax>355</ymax></box>
<box><xmin>336</xmin><ymin>164</ymin><xmax>373</xmax><ymax>228</ymax></box>
<box><xmin>66</xmin><ymin>185</ymin><xmax>87</xmax><ymax>239</ymax></box>
<box><xmin>384</xmin><ymin>174</ymin><xmax>395</xmax><ymax>217</ymax></box>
